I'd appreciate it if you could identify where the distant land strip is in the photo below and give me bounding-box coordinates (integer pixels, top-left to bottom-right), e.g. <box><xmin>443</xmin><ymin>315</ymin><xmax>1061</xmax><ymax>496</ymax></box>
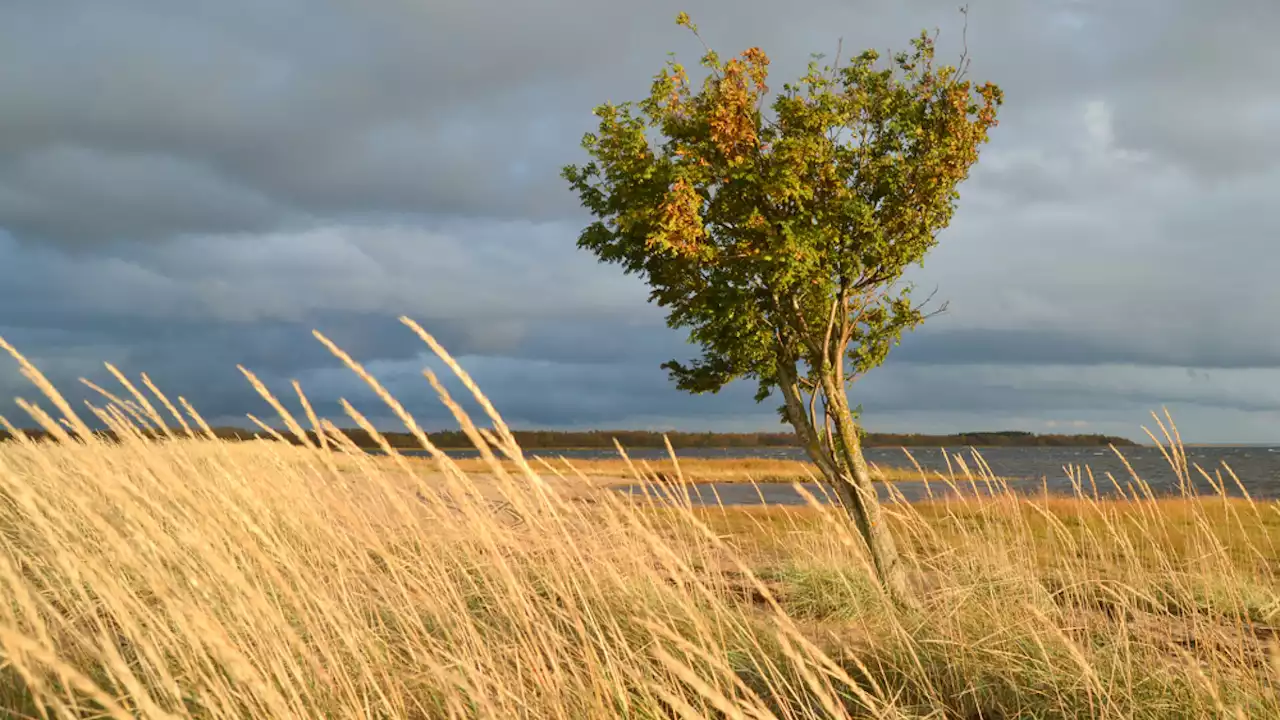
<box><xmin>0</xmin><ymin>427</ymin><xmax>1138</xmax><ymax>449</ymax></box>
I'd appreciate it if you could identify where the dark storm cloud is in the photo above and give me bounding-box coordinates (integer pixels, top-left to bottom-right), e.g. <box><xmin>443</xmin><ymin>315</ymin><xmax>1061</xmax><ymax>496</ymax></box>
<box><xmin>857</xmin><ymin>363</ymin><xmax>1280</xmax><ymax>418</ymax></box>
<box><xmin>0</xmin><ymin>147</ymin><xmax>291</xmax><ymax>246</ymax></box>
<box><xmin>0</xmin><ymin>310</ymin><xmax>676</xmax><ymax>422</ymax></box>
<box><xmin>0</xmin><ymin>0</ymin><xmax>680</xmax><ymax>244</ymax></box>
<box><xmin>0</xmin><ymin>0</ymin><xmax>1107</xmax><ymax>248</ymax></box>
<box><xmin>1</xmin><ymin>0</ymin><xmax>1279</xmax><ymax>441</ymax></box>
<box><xmin>893</xmin><ymin>327</ymin><xmax>1280</xmax><ymax>370</ymax></box>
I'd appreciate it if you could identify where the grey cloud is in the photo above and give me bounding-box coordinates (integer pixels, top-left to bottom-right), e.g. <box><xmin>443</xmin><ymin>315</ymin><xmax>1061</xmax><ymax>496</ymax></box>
<box><xmin>284</xmin><ymin>350</ymin><xmax>769</xmax><ymax>432</ymax></box>
<box><xmin>0</xmin><ymin>0</ymin><xmax>1111</xmax><ymax>248</ymax></box>
<box><xmin>2</xmin><ymin>0</ymin><xmax>1280</xmax><ymax>443</ymax></box>
<box><xmin>1100</xmin><ymin>0</ymin><xmax>1280</xmax><ymax>178</ymax></box>
<box><xmin>0</xmin><ymin>219</ymin><xmax>655</xmax><ymax>330</ymax></box>
<box><xmin>892</xmin><ymin>327</ymin><xmax>1280</xmax><ymax>370</ymax></box>
<box><xmin>3</xmin><ymin>0</ymin><xmax>1271</xmax><ymax>247</ymax></box>
<box><xmin>0</xmin><ymin>0</ymin><xmax>681</xmax><ymax>244</ymax></box>
<box><xmin>5</xmin><ymin>305</ymin><xmax>1279</xmax><ymax>444</ymax></box>
<box><xmin>0</xmin><ymin>146</ymin><xmax>289</xmax><ymax>245</ymax></box>
<box><xmin>849</xmin><ymin>362</ymin><xmax>1280</xmax><ymax>443</ymax></box>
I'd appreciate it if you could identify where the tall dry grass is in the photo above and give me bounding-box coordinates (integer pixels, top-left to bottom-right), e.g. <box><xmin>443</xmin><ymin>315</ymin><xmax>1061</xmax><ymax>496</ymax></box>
<box><xmin>438</xmin><ymin>456</ymin><xmax>927</xmax><ymax>485</ymax></box>
<box><xmin>0</xmin><ymin>318</ymin><xmax>1276</xmax><ymax>718</ymax></box>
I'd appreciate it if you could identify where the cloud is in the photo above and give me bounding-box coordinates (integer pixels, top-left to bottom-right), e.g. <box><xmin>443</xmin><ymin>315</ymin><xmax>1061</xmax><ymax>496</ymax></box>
<box><xmin>0</xmin><ymin>146</ymin><xmax>290</xmax><ymax>245</ymax></box>
<box><xmin>0</xmin><ymin>0</ymin><xmax>1107</xmax><ymax>248</ymax></box>
<box><xmin>0</xmin><ymin>0</ymin><xmax>1278</xmax><ymax>444</ymax></box>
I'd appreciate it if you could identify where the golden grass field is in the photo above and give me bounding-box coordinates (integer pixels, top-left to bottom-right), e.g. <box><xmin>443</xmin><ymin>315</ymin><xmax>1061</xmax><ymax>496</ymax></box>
<box><xmin>0</xmin><ymin>320</ymin><xmax>1277</xmax><ymax>719</ymax></box>
<box><xmin>426</xmin><ymin>455</ymin><xmax>929</xmax><ymax>486</ymax></box>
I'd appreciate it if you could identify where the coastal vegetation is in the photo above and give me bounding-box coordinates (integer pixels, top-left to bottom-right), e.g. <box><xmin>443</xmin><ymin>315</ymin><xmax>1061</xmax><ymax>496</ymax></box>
<box><xmin>375</xmin><ymin>454</ymin><xmax>933</xmax><ymax>485</ymax></box>
<box><xmin>0</xmin><ymin>328</ymin><xmax>1275</xmax><ymax>719</ymax></box>
<box><xmin>563</xmin><ymin>13</ymin><xmax>1001</xmax><ymax>601</ymax></box>
<box><xmin>0</xmin><ymin>426</ymin><xmax>1137</xmax><ymax>449</ymax></box>
<box><xmin>0</xmin><ymin>11</ymin><xmax>1267</xmax><ymax>720</ymax></box>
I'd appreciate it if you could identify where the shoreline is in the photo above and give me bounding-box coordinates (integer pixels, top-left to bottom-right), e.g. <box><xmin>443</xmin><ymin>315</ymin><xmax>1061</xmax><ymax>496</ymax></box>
<box><xmin>367</xmin><ymin>454</ymin><xmax>974</xmax><ymax>485</ymax></box>
<box><xmin>357</xmin><ymin>443</ymin><xmax>1147</xmax><ymax>452</ymax></box>
<box><xmin>4</xmin><ymin>428</ymin><xmax>1275</xmax><ymax>717</ymax></box>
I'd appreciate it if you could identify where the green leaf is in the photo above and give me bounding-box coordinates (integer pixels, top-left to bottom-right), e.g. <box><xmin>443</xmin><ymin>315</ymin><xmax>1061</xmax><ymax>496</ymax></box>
<box><xmin>563</xmin><ymin>20</ymin><xmax>1001</xmax><ymax>407</ymax></box>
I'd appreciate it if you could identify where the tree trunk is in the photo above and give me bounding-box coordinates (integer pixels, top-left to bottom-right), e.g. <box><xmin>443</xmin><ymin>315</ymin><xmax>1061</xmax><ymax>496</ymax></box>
<box><xmin>823</xmin><ymin>384</ymin><xmax>915</xmax><ymax>608</ymax></box>
<box><xmin>775</xmin><ymin>361</ymin><xmax>916</xmax><ymax>607</ymax></box>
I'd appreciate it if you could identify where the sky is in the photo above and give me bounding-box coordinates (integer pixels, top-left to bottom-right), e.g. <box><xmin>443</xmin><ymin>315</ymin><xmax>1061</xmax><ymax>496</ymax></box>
<box><xmin>1</xmin><ymin>0</ymin><xmax>1278</xmax><ymax>444</ymax></box>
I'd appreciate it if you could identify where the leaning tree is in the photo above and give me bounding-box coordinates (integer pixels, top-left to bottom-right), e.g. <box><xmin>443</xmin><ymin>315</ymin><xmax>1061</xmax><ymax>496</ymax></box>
<box><xmin>562</xmin><ymin>12</ymin><xmax>1001</xmax><ymax>603</ymax></box>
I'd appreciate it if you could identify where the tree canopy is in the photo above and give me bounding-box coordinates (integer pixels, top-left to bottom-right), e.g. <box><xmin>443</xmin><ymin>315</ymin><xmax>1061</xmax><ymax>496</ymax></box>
<box><xmin>563</xmin><ymin>14</ymin><xmax>1002</xmax><ymax>412</ymax></box>
<box><xmin>564</xmin><ymin>13</ymin><xmax>1002</xmax><ymax>601</ymax></box>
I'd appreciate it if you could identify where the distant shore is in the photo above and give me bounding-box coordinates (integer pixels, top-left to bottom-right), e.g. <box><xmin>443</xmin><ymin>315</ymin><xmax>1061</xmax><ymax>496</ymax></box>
<box><xmin>343</xmin><ymin>454</ymin><xmax>980</xmax><ymax>486</ymax></box>
<box><xmin>0</xmin><ymin>427</ymin><xmax>1140</xmax><ymax>449</ymax></box>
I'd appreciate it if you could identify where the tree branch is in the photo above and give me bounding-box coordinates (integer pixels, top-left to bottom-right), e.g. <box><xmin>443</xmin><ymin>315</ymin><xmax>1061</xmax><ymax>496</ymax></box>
<box><xmin>915</xmin><ymin>284</ymin><xmax>949</xmax><ymax>320</ymax></box>
<box><xmin>821</xmin><ymin>290</ymin><xmax>842</xmax><ymax>374</ymax></box>
<box><xmin>956</xmin><ymin>5</ymin><xmax>972</xmax><ymax>82</ymax></box>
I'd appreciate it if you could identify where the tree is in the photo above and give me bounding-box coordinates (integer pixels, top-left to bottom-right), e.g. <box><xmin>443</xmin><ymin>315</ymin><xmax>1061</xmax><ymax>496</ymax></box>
<box><xmin>561</xmin><ymin>12</ymin><xmax>1001</xmax><ymax>603</ymax></box>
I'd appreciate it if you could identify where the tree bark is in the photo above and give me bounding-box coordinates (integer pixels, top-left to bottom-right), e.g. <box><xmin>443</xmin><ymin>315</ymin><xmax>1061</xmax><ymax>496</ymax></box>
<box><xmin>775</xmin><ymin>358</ymin><xmax>916</xmax><ymax>607</ymax></box>
<box><xmin>822</xmin><ymin>379</ymin><xmax>916</xmax><ymax>607</ymax></box>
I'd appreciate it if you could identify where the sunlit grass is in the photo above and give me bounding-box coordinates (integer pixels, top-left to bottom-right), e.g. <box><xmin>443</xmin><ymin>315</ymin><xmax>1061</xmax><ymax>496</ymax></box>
<box><xmin>441</xmin><ymin>456</ymin><xmax>929</xmax><ymax>485</ymax></box>
<box><xmin>0</xmin><ymin>319</ymin><xmax>1276</xmax><ymax>718</ymax></box>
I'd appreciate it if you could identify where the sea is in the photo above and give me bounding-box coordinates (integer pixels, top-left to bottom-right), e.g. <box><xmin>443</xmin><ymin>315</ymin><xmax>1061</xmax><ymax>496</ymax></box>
<box><xmin>414</xmin><ymin>445</ymin><xmax>1280</xmax><ymax>506</ymax></box>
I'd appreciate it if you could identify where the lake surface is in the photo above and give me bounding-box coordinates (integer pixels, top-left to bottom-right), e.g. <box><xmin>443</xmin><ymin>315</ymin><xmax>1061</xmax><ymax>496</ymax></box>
<box><xmin>412</xmin><ymin>445</ymin><xmax>1280</xmax><ymax>505</ymax></box>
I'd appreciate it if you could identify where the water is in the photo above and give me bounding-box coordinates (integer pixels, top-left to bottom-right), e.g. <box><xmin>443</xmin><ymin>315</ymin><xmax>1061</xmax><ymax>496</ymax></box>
<box><xmin>409</xmin><ymin>445</ymin><xmax>1280</xmax><ymax>505</ymax></box>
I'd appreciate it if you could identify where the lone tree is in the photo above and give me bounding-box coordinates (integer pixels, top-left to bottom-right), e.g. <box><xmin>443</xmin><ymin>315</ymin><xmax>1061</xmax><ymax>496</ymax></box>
<box><xmin>562</xmin><ymin>13</ymin><xmax>1001</xmax><ymax>602</ymax></box>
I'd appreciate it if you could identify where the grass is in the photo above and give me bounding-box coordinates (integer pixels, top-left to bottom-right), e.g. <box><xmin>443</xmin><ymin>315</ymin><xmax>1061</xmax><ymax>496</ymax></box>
<box><xmin>0</xmin><ymin>318</ymin><xmax>1275</xmax><ymax>718</ymax></box>
<box><xmin>416</xmin><ymin>455</ymin><xmax>930</xmax><ymax>485</ymax></box>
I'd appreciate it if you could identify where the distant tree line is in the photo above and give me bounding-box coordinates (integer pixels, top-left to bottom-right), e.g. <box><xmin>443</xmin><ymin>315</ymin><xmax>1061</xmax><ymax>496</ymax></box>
<box><xmin>0</xmin><ymin>427</ymin><xmax>1136</xmax><ymax>449</ymax></box>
